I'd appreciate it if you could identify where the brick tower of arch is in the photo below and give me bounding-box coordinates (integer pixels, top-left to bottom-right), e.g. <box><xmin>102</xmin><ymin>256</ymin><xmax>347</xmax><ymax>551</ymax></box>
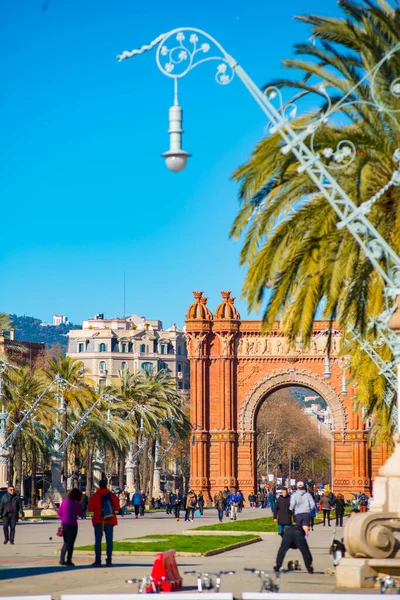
<box><xmin>185</xmin><ymin>291</ymin><xmax>388</xmax><ymax>500</ymax></box>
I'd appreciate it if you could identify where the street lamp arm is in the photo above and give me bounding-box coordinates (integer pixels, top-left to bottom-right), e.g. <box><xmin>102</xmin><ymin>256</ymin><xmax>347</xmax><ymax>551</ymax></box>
<box><xmin>117</xmin><ymin>32</ymin><xmax>168</xmax><ymax>61</ymax></box>
<box><xmin>0</xmin><ymin>376</ymin><xmax>62</xmax><ymax>452</ymax></box>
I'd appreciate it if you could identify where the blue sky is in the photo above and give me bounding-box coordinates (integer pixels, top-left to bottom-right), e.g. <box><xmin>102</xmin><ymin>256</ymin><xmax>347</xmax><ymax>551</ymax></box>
<box><xmin>0</xmin><ymin>0</ymin><xmax>341</xmax><ymax>327</ymax></box>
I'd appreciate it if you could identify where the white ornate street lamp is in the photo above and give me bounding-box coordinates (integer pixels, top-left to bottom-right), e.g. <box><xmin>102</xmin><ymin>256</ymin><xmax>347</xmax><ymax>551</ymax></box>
<box><xmin>117</xmin><ymin>28</ymin><xmax>400</xmax><ymax>429</ymax></box>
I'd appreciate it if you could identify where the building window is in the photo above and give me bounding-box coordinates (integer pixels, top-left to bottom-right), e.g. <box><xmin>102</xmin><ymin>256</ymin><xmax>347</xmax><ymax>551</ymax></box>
<box><xmin>177</xmin><ymin>363</ymin><xmax>182</xmax><ymax>373</ymax></box>
<box><xmin>160</xmin><ymin>345</ymin><xmax>166</xmax><ymax>355</ymax></box>
<box><xmin>141</xmin><ymin>362</ymin><xmax>153</xmax><ymax>374</ymax></box>
<box><xmin>78</xmin><ymin>343</ymin><xmax>85</xmax><ymax>353</ymax></box>
<box><xmin>177</xmin><ymin>346</ymin><xmax>182</xmax><ymax>355</ymax></box>
<box><xmin>168</xmin><ymin>343</ymin><xmax>174</xmax><ymax>354</ymax></box>
<box><xmin>184</xmin><ymin>382</ymin><xmax>190</xmax><ymax>390</ymax></box>
<box><xmin>99</xmin><ymin>343</ymin><xmax>107</xmax><ymax>353</ymax></box>
<box><xmin>153</xmin><ymin>341</ymin><xmax>158</xmax><ymax>353</ymax></box>
<box><xmin>121</xmin><ymin>343</ymin><xmax>127</xmax><ymax>353</ymax></box>
<box><xmin>99</xmin><ymin>361</ymin><xmax>106</xmax><ymax>372</ymax></box>
<box><xmin>99</xmin><ymin>378</ymin><xmax>106</xmax><ymax>386</ymax></box>
<box><xmin>121</xmin><ymin>361</ymin><xmax>127</xmax><ymax>370</ymax></box>
<box><xmin>140</xmin><ymin>344</ymin><xmax>146</xmax><ymax>353</ymax></box>
<box><xmin>178</xmin><ymin>381</ymin><xmax>183</xmax><ymax>390</ymax></box>
<box><xmin>159</xmin><ymin>361</ymin><xmax>168</xmax><ymax>371</ymax></box>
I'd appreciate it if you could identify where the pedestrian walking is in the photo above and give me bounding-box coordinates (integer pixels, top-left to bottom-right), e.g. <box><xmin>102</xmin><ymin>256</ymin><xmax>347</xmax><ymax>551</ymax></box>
<box><xmin>334</xmin><ymin>493</ymin><xmax>346</xmax><ymax>527</ymax></box>
<box><xmin>132</xmin><ymin>489</ymin><xmax>142</xmax><ymax>518</ymax></box>
<box><xmin>1</xmin><ymin>484</ymin><xmax>23</xmax><ymax>545</ymax></box>
<box><xmin>57</xmin><ymin>488</ymin><xmax>83</xmax><ymax>566</ymax></box>
<box><xmin>269</xmin><ymin>490</ymin><xmax>276</xmax><ymax>514</ymax></box>
<box><xmin>185</xmin><ymin>489</ymin><xmax>197</xmax><ymax>522</ymax></box>
<box><xmin>197</xmin><ymin>492</ymin><xmax>204</xmax><ymax>515</ymax></box>
<box><xmin>171</xmin><ymin>488</ymin><xmax>182</xmax><ymax>521</ymax></box>
<box><xmin>214</xmin><ymin>490</ymin><xmax>225</xmax><ymax>523</ymax></box>
<box><xmin>118</xmin><ymin>490</ymin><xmax>127</xmax><ymax>516</ymax></box>
<box><xmin>248</xmin><ymin>493</ymin><xmax>256</xmax><ymax>508</ymax></box>
<box><xmin>88</xmin><ymin>479</ymin><xmax>120</xmax><ymax>567</ymax></box>
<box><xmin>289</xmin><ymin>481</ymin><xmax>316</xmax><ymax>537</ymax></box>
<box><xmin>358</xmin><ymin>492</ymin><xmax>369</xmax><ymax>513</ymax></box>
<box><xmin>228</xmin><ymin>490</ymin><xmax>241</xmax><ymax>521</ymax></box>
<box><xmin>81</xmin><ymin>492</ymin><xmax>89</xmax><ymax>519</ymax></box>
<box><xmin>273</xmin><ymin>488</ymin><xmax>292</xmax><ymax>538</ymax></box>
<box><xmin>140</xmin><ymin>490</ymin><xmax>146</xmax><ymax>516</ymax></box>
<box><xmin>274</xmin><ymin>524</ymin><xmax>314</xmax><ymax>573</ymax></box>
<box><xmin>238</xmin><ymin>490</ymin><xmax>245</xmax><ymax>512</ymax></box>
<box><xmin>164</xmin><ymin>490</ymin><xmax>172</xmax><ymax>515</ymax></box>
<box><xmin>320</xmin><ymin>491</ymin><xmax>333</xmax><ymax>526</ymax></box>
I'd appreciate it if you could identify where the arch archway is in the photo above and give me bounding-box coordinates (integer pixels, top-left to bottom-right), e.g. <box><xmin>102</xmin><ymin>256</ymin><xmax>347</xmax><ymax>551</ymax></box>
<box><xmin>239</xmin><ymin>368</ymin><xmax>347</xmax><ymax>433</ymax></box>
<box><xmin>185</xmin><ymin>291</ymin><xmax>388</xmax><ymax>499</ymax></box>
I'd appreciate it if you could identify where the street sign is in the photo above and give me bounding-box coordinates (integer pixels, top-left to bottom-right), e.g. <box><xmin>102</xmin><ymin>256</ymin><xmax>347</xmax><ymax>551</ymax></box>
<box><xmin>268</xmin><ymin>474</ymin><xmax>274</xmax><ymax>482</ymax></box>
<box><xmin>290</xmin><ymin>479</ymin><xmax>296</xmax><ymax>486</ymax></box>
<box><xmin>277</xmin><ymin>477</ymin><xmax>282</xmax><ymax>485</ymax></box>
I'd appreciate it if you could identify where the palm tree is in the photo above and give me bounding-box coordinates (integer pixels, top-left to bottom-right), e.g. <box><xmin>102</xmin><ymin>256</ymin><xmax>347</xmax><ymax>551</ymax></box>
<box><xmin>106</xmin><ymin>368</ymin><xmax>190</xmax><ymax>493</ymax></box>
<box><xmin>43</xmin><ymin>355</ymin><xmax>92</xmax><ymax>490</ymax></box>
<box><xmin>4</xmin><ymin>367</ymin><xmax>46</xmax><ymax>492</ymax></box>
<box><xmin>231</xmin><ymin>0</ymin><xmax>400</xmax><ymax>435</ymax></box>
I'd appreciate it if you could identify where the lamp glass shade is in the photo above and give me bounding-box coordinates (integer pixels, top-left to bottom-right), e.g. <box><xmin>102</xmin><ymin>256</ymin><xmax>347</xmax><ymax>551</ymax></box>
<box><xmin>165</xmin><ymin>154</ymin><xmax>187</xmax><ymax>172</ymax></box>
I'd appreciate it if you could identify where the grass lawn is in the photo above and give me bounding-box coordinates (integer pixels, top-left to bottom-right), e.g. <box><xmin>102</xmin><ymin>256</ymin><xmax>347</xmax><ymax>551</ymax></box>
<box><xmin>191</xmin><ymin>515</ymin><xmax>333</xmax><ymax>532</ymax></box>
<box><xmin>75</xmin><ymin>533</ymin><xmax>259</xmax><ymax>555</ymax></box>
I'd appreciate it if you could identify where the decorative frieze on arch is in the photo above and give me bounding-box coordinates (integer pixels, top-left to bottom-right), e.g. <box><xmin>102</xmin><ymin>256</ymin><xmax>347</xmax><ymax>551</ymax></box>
<box><xmin>239</xmin><ymin>368</ymin><xmax>347</xmax><ymax>433</ymax></box>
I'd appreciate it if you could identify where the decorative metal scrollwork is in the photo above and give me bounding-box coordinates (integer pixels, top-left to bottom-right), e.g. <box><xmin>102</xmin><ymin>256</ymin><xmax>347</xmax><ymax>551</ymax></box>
<box><xmin>154</xmin><ymin>29</ymin><xmax>234</xmax><ymax>85</ymax></box>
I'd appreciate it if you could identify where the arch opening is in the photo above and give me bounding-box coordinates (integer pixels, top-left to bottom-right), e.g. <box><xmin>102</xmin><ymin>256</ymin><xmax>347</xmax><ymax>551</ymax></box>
<box><xmin>256</xmin><ymin>384</ymin><xmax>332</xmax><ymax>490</ymax></box>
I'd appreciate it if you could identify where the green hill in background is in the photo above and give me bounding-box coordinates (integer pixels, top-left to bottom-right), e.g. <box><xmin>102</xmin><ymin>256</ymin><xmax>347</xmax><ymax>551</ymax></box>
<box><xmin>10</xmin><ymin>314</ymin><xmax>81</xmax><ymax>351</ymax></box>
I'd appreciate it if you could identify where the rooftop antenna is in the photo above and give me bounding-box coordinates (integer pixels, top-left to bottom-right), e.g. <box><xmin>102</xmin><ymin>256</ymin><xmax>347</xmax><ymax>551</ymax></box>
<box><xmin>123</xmin><ymin>271</ymin><xmax>126</xmax><ymax>318</ymax></box>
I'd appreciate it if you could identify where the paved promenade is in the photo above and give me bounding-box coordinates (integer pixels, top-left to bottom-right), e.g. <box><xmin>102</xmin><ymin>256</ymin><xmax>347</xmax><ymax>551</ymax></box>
<box><xmin>0</xmin><ymin>508</ymin><xmax>377</xmax><ymax>597</ymax></box>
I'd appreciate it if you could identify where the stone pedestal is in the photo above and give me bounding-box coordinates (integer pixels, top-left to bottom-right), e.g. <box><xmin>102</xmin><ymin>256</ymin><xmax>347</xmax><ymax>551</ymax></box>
<box><xmin>93</xmin><ymin>449</ymin><xmax>104</xmax><ymax>490</ymax></box>
<box><xmin>336</xmin><ymin>558</ymin><xmax>376</xmax><ymax>588</ymax></box>
<box><xmin>125</xmin><ymin>443</ymin><xmax>136</xmax><ymax>493</ymax></box>
<box><xmin>39</xmin><ymin>453</ymin><xmax>65</xmax><ymax>508</ymax></box>
<box><xmin>152</xmin><ymin>466</ymin><xmax>161</xmax><ymax>498</ymax></box>
<box><xmin>336</xmin><ymin>435</ymin><xmax>400</xmax><ymax>588</ymax></box>
<box><xmin>0</xmin><ymin>457</ymin><xmax>8</xmax><ymax>488</ymax></box>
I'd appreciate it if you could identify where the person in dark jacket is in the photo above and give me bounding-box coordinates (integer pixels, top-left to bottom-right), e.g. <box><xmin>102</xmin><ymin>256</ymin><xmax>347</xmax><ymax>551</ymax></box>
<box><xmin>334</xmin><ymin>493</ymin><xmax>346</xmax><ymax>527</ymax></box>
<box><xmin>81</xmin><ymin>492</ymin><xmax>89</xmax><ymax>519</ymax></box>
<box><xmin>274</xmin><ymin>524</ymin><xmax>314</xmax><ymax>573</ymax></box>
<box><xmin>171</xmin><ymin>488</ymin><xmax>183</xmax><ymax>521</ymax></box>
<box><xmin>88</xmin><ymin>479</ymin><xmax>120</xmax><ymax>567</ymax></box>
<box><xmin>0</xmin><ymin>485</ymin><xmax>23</xmax><ymax>545</ymax></box>
<box><xmin>273</xmin><ymin>489</ymin><xmax>292</xmax><ymax>537</ymax></box>
<box><xmin>197</xmin><ymin>492</ymin><xmax>204</xmax><ymax>515</ymax></box>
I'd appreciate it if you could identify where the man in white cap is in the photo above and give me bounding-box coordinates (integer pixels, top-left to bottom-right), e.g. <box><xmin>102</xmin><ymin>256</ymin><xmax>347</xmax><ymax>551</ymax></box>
<box><xmin>289</xmin><ymin>481</ymin><xmax>316</xmax><ymax>537</ymax></box>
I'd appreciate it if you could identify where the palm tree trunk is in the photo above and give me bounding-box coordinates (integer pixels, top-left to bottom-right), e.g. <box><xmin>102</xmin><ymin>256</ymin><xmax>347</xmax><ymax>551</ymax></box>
<box><xmin>148</xmin><ymin>439</ymin><xmax>156</xmax><ymax>500</ymax></box>
<box><xmin>31</xmin><ymin>453</ymin><xmax>37</xmax><ymax>508</ymax></box>
<box><xmin>86</xmin><ymin>442</ymin><xmax>93</xmax><ymax>498</ymax></box>
<box><xmin>73</xmin><ymin>442</ymin><xmax>80</xmax><ymax>488</ymax></box>
<box><xmin>62</xmin><ymin>408</ymin><xmax>68</xmax><ymax>491</ymax></box>
<box><xmin>119</xmin><ymin>452</ymin><xmax>125</xmax><ymax>490</ymax></box>
<box><xmin>14</xmin><ymin>432</ymin><xmax>23</xmax><ymax>494</ymax></box>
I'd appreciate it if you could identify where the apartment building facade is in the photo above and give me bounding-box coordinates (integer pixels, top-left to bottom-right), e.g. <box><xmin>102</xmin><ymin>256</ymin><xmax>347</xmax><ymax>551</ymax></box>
<box><xmin>67</xmin><ymin>313</ymin><xmax>190</xmax><ymax>391</ymax></box>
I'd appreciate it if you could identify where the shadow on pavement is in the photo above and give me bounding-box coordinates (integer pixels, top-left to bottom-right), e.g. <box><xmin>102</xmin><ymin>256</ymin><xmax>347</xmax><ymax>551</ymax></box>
<box><xmin>0</xmin><ymin>563</ymin><xmax>155</xmax><ymax>580</ymax></box>
<box><xmin>0</xmin><ymin>562</ymin><xmax>203</xmax><ymax>581</ymax></box>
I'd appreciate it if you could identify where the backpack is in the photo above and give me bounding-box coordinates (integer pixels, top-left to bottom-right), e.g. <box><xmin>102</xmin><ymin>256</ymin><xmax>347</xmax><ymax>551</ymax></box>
<box><xmin>101</xmin><ymin>493</ymin><xmax>115</xmax><ymax>521</ymax></box>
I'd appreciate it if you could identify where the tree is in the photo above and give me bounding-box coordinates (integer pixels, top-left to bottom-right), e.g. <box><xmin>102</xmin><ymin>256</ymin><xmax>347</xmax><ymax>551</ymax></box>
<box><xmin>43</xmin><ymin>355</ymin><xmax>92</xmax><ymax>490</ymax></box>
<box><xmin>257</xmin><ymin>389</ymin><xmax>330</xmax><ymax>484</ymax></box>
<box><xmin>231</xmin><ymin>0</ymin><xmax>400</xmax><ymax>436</ymax></box>
<box><xmin>106</xmin><ymin>368</ymin><xmax>190</xmax><ymax>494</ymax></box>
<box><xmin>3</xmin><ymin>367</ymin><xmax>46</xmax><ymax>492</ymax></box>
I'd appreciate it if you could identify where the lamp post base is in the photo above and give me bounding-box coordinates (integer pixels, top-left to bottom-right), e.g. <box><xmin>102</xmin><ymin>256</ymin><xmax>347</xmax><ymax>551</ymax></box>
<box><xmin>336</xmin><ymin>435</ymin><xmax>400</xmax><ymax>588</ymax></box>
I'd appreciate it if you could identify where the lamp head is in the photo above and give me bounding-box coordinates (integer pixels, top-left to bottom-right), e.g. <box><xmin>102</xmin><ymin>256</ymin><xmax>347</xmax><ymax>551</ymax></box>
<box><xmin>162</xmin><ymin>149</ymin><xmax>191</xmax><ymax>173</ymax></box>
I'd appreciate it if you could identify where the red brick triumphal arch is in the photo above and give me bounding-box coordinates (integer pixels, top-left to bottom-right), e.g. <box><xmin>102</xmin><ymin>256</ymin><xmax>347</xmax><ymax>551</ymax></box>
<box><xmin>185</xmin><ymin>291</ymin><xmax>388</xmax><ymax>500</ymax></box>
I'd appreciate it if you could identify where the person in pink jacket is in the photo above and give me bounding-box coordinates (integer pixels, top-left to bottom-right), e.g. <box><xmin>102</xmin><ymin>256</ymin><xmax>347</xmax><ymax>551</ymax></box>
<box><xmin>57</xmin><ymin>488</ymin><xmax>83</xmax><ymax>566</ymax></box>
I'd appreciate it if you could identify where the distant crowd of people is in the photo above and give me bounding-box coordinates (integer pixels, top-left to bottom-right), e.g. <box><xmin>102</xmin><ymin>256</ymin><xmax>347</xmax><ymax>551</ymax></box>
<box><xmin>1</xmin><ymin>478</ymin><xmax>372</xmax><ymax>573</ymax></box>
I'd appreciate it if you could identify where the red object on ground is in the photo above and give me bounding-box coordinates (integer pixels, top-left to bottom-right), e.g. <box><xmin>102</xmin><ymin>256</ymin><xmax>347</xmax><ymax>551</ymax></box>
<box><xmin>150</xmin><ymin>549</ymin><xmax>183</xmax><ymax>592</ymax></box>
